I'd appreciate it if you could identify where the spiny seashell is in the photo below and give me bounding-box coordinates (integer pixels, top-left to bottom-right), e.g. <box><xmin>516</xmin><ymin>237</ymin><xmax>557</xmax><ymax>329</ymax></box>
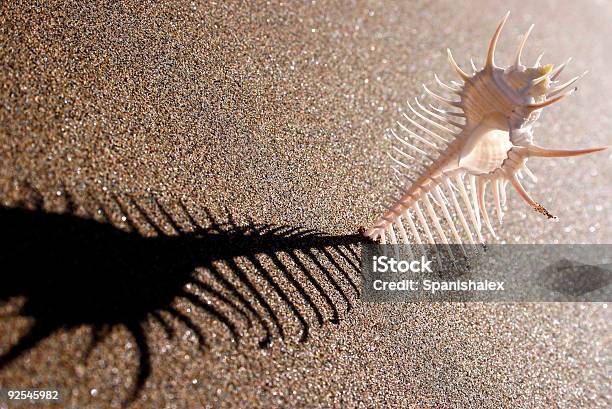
<box><xmin>364</xmin><ymin>12</ymin><xmax>607</xmax><ymax>246</ymax></box>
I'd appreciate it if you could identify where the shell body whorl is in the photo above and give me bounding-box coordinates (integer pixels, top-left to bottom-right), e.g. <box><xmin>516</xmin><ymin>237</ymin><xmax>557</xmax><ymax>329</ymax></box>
<box><xmin>365</xmin><ymin>12</ymin><xmax>607</xmax><ymax>245</ymax></box>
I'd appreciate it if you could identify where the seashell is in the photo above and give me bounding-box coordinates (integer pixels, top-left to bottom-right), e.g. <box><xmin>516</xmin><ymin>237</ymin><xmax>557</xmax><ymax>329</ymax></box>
<box><xmin>364</xmin><ymin>12</ymin><xmax>608</xmax><ymax>246</ymax></box>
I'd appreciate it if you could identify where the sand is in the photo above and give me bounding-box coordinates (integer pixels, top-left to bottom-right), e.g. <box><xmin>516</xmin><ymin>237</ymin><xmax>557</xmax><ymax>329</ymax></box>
<box><xmin>1</xmin><ymin>0</ymin><xmax>610</xmax><ymax>408</ymax></box>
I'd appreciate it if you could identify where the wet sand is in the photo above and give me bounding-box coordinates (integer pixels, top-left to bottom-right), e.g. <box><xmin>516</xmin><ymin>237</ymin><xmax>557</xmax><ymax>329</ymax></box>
<box><xmin>1</xmin><ymin>0</ymin><xmax>611</xmax><ymax>408</ymax></box>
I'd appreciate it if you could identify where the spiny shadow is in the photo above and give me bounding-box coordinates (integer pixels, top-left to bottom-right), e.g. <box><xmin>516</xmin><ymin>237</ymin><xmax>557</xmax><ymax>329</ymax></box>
<box><xmin>0</xmin><ymin>186</ymin><xmax>363</xmax><ymax>405</ymax></box>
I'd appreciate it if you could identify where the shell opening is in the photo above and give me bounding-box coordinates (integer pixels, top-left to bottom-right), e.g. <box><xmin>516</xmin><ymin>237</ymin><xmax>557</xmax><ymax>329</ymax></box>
<box><xmin>458</xmin><ymin>114</ymin><xmax>512</xmax><ymax>175</ymax></box>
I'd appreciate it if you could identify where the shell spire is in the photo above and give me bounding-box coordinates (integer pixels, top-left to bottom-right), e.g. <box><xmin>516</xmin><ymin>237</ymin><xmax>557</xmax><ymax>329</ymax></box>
<box><xmin>363</xmin><ymin>13</ymin><xmax>608</xmax><ymax>249</ymax></box>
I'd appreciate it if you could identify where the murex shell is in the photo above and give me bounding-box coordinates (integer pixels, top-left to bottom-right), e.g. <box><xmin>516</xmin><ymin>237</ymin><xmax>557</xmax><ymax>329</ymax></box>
<box><xmin>365</xmin><ymin>12</ymin><xmax>608</xmax><ymax>245</ymax></box>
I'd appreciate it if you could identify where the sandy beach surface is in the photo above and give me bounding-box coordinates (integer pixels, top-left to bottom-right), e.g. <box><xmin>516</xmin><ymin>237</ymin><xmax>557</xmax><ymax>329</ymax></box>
<box><xmin>1</xmin><ymin>0</ymin><xmax>611</xmax><ymax>407</ymax></box>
